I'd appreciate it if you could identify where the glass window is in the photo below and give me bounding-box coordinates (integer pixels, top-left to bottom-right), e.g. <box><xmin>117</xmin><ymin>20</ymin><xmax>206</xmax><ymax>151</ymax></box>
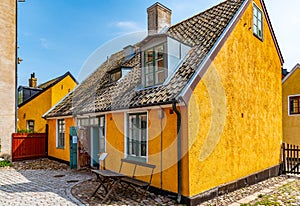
<box><xmin>99</xmin><ymin>116</ymin><xmax>106</xmax><ymax>153</ymax></box>
<box><xmin>144</xmin><ymin>44</ymin><xmax>166</xmax><ymax>87</ymax></box>
<box><xmin>110</xmin><ymin>70</ymin><xmax>122</xmax><ymax>82</ymax></box>
<box><xmin>26</xmin><ymin>120</ymin><xmax>34</xmax><ymax>132</ymax></box>
<box><xmin>290</xmin><ymin>96</ymin><xmax>300</xmax><ymax>115</ymax></box>
<box><xmin>253</xmin><ymin>4</ymin><xmax>263</xmax><ymax>40</ymax></box>
<box><xmin>18</xmin><ymin>89</ymin><xmax>23</xmax><ymax>105</ymax></box>
<box><xmin>57</xmin><ymin>119</ymin><xmax>65</xmax><ymax>148</ymax></box>
<box><xmin>127</xmin><ymin>113</ymin><xmax>147</xmax><ymax>160</ymax></box>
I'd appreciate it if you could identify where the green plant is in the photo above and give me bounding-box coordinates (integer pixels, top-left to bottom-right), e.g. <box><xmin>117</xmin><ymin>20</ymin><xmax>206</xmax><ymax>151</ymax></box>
<box><xmin>17</xmin><ymin>129</ymin><xmax>35</xmax><ymax>133</ymax></box>
<box><xmin>0</xmin><ymin>160</ymin><xmax>12</xmax><ymax>167</ymax></box>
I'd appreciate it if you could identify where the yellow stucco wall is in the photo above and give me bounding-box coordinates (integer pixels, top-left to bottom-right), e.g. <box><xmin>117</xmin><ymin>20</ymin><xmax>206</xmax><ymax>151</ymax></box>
<box><xmin>283</xmin><ymin>67</ymin><xmax>300</xmax><ymax>146</ymax></box>
<box><xmin>187</xmin><ymin>0</ymin><xmax>282</xmax><ymax>196</ymax></box>
<box><xmin>48</xmin><ymin>118</ymin><xmax>74</xmax><ymax>162</ymax></box>
<box><xmin>51</xmin><ymin>75</ymin><xmax>77</xmax><ymax>106</ymax></box>
<box><xmin>104</xmin><ymin>108</ymin><xmax>189</xmax><ymax>195</ymax></box>
<box><xmin>18</xmin><ymin>74</ymin><xmax>77</xmax><ymax>133</ymax></box>
<box><xmin>18</xmin><ymin>89</ymin><xmax>51</xmax><ymax>133</ymax></box>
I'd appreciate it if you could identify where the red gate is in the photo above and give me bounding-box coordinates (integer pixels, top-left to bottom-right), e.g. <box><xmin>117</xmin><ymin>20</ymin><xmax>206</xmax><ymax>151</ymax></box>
<box><xmin>12</xmin><ymin>133</ymin><xmax>48</xmax><ymax>161</ymax></box>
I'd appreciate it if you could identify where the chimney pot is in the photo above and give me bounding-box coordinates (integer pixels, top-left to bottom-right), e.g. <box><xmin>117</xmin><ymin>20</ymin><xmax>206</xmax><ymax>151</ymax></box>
<box><xmin>29</xmin><ymin>72</ymin><xmax>37</xmax><ymax>88</ymax></box>
<box><xmin>147</xmin><ymin>3</ymin><xmax>172</xmax><ymax>35</ymax></box>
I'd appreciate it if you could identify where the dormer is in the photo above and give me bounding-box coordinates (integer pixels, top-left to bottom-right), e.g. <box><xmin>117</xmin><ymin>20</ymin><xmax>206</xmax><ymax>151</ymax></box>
<box><xmin>139</xmin><ymin>3</ymin><xmax>191</xmax><ymax>88</ymax></box>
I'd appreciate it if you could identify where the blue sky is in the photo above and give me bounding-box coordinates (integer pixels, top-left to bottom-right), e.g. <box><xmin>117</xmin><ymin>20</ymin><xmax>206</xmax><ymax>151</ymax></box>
<box><xmin>17</xmin><ymin>0</ymin><xmax>300</xmax><ymax>86</ymax></box>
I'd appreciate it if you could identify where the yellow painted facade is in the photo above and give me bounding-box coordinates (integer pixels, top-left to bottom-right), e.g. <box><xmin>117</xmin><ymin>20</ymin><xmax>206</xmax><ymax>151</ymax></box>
<box><xmin>46</xmin><ymin>0</ymin><xmax>282</xmax><ymax>199</ymax></box>
<box><xmin>104</xmin><ymin>108</ymin><xmax>189</xmax><ymax>195</ymax></box>
<box><xmin>282</xmin><ymin>66</ymin><xmax>300</xmax><ymax>146</ymax></box>
<box><xmin>48</xmin><ymin>118</ymin><xmax>74</xmax><ymax>162</ymax></box>
<box><xmin>187</xmin><ymin>0</ymin><xmax>282</xmax><ymax>196</ymax></box>
<box><xmin>18</xmin><ymin>74</ymin><xmax>77</xmax><ymax>133</ymax></box>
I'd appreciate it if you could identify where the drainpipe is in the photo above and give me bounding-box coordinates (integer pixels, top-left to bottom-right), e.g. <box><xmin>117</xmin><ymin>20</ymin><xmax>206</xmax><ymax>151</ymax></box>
<box><xmin>172</xmin><ymin>101</ymin><xmax>182</xmax><ymax>203</ymax></box>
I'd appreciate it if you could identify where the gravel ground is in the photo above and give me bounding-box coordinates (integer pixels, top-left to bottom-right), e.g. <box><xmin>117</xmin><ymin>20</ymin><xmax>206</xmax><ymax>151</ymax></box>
<box><xmin>10</xmin><ymin>158</ymin><xmax>300</xmax><ymax>205</ymax></box>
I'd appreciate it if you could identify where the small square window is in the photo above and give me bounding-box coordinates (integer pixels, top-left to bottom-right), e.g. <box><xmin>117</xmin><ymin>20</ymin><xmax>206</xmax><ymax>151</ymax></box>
<box><xmin>26</xmin><ymin>120</ymin><xmax>34</xmax><ymax>132</ymax></box>
<box><xmin>253</xmin><ymin>4</ymin><xmax>263</xmax><ymax>40</ymax></box>
<box><xmin>289</xmin><ymin>96</ymin><xmax>300</xmax><ymax>115</ymax></box>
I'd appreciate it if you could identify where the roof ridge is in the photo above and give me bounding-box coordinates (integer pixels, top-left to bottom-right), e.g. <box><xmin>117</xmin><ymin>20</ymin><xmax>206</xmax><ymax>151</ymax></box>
<box><xmin>168</xmin><ymin>0</ymin><xmax>241</xmax><ymax>31</ymax></box>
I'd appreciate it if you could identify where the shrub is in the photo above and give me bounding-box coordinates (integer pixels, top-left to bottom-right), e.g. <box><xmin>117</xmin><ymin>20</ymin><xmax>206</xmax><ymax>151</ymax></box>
<box><xmin>0</xmin><ymin>160</ymin><xmax>12</xmax><ymax>167</ymax></box>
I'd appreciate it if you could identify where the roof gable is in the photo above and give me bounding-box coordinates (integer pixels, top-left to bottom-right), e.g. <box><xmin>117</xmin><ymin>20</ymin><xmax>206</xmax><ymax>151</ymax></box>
<box><xmin>19</xmin><ymin>72</ymin><xmax>77</xmax><ymax>107</ymax></box>
<box><xmin>282</xmin><ymin>64</ymin><xmax>300</xmax><ymax>84</ymax></box>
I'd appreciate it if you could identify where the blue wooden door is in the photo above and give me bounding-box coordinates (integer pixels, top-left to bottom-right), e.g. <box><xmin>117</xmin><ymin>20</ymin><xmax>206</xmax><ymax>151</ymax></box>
<box><xmin>70</xmin><ymin>127</ymin><xmax>78</xmax><ymax>169</ymax></box>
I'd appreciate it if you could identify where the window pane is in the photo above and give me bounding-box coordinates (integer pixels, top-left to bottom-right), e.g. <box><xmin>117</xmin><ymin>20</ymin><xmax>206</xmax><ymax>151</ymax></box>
<box><xmin>257</xmin><ymin>10</ymin><xmax>262</xmax><ymax>19</ymax></box>
<box><xmin>146</xmin><ymin>73</ymin><xmax>154</xmax><ymax>86</ymax></box>
<box><xmin>146</xmin><ymin>49</ymin><xmax>153</xmax><ymax>63</ymax></box>
<box><xmin>127</xmin><ymin>113</ymin><xmax>147</xmax><ymax>158</ymax></box>
<box><xmin>155</xmin><ymin>45</ymin><xmax>164</xmax><ymax>59</ymax></box>
<box><xmin>141</xmin><ymin>142</ymin><xmax>147</xmax><ymax>157</ymax></box>
<box><xmin>156</xmin><ymin>59</ymin><xmax>164</xmax><ymax>69</ymax></box>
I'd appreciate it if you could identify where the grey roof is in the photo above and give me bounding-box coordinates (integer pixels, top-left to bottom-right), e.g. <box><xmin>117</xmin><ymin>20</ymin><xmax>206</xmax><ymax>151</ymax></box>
<box><xmin>45</xmin><ymin>0</ymin><xmax>246</xmax><ymax>118</ymax></box>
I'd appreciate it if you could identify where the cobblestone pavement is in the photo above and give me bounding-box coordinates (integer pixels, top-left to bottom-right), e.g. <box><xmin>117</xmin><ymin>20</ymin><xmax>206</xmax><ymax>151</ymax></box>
<box><xmin>0</xmin><ymin>167</ymin><xmax>91</xmax><ymax>206</ymax></box>
<box><xmin>200</xmin><ymin>176</ymin><xmax>300</xmax><ymax>206</ymax></box>
<box><xmin>1</xmin><ymin>159</ymin><xmax>300</xmax><ymax>205</ymax></box>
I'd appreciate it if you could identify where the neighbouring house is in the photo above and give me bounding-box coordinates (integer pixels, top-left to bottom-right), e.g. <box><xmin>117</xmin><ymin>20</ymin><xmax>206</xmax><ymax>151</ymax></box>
<box><xmin>18</xmin><ymin>72</ymin><xmax>78</xmax><ymax>133</ymax></box>
<box><xmin>44</xmin><ymin>0</ymin><xmax>283</xmax><ymax>204</ymax></box>
<box><xmin>0</xmin><ymin>1</ymin><xmax>17</xmax><ymax>157</ymax></box>
<box><xmin>282</xmin><ymin>64</ymin><xmax>300</xmax><ymax>146</ymax></box>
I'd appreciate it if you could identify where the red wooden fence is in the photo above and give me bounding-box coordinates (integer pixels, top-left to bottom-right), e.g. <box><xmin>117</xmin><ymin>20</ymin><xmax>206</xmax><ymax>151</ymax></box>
<box><xmin>12</xmin><ymin>133</ymin><xmax>48</xmax><ymax>161</ymax></box>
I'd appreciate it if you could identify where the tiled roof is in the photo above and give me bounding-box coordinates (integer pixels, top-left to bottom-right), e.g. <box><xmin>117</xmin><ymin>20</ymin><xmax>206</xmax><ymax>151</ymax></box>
<box><xmin>45</xmin><ymin>0</ymin><xmax>246</xmax><ymax>118</ymax></box>
<box><xmin>38</xmin><ymin>76</ymin><xmax>61</xmax><ymax>89</ymax></box>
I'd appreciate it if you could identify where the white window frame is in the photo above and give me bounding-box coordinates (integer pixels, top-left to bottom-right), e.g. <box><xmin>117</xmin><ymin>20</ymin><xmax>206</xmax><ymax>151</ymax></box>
<box><xmin>26</xmin><ymin>120</ymin><xmax>35</xmax><ymax>131</ymax></box>
<box><xmin>143</xmin><ymin>44</ymin><xmax>167</xmax><ymax>87</ymax></box>
<box><xmin>99</xmin><ymin>115</ymin><xmax>106</xmax><ymax>153</ymax></box>
<box><xmin>124</xmin><ymin>111</ymin><xmax>148</xmax><ymax>162</ymax></box>
<box><xmin>56</xmin><ymin>119</ymin><xmax>65</xmax><ymax>149</ymax></box>
<box><xmin>253</xmin><ymin>3</ymin><xmax>263</xmax><ymax>40</ymax></box>
<box><xmin>288</xmin><ymin>95</ymin><xmax>300</xmax><ymax>116</ymax></box>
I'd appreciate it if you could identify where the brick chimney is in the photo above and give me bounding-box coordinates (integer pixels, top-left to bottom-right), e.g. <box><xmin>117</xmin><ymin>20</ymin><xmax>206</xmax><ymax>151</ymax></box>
<box><xmin>147</xmin><ymin>3</ymin><xmax>172</xmax><ymax>35</ymax></box>
<box><xmin>29</xmin><ymin>72</ymin><xmax>37</xmax><ymax>88</ymax></box>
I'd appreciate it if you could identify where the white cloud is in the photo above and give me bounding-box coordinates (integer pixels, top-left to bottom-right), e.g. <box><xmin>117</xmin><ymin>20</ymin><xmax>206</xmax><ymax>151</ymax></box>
<box><xmin>115</xmin><ymin>21</ymin><xmax>142</xmax><ymax>32</ymax></box>
<box><xmin>39</xmin><ymin>38</ymin><xmax>49</xmax><ymax>49</ymax></box>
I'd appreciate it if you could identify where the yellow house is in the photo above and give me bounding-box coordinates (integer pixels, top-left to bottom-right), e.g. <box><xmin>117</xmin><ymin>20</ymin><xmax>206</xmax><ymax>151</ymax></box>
<box><xmin>18</xmin><ymin>72</ymin><xmax>78</xmax><ymax>133</ymax></box>
<box><xmin>282</xmin><ymin>64</ymin><xmax>300</xmax><ymax>146</ymax></box>
<box><xmin>44</xmin><ymin>0</ymin><xmax>283</xmax><ymax>204</ymax></box>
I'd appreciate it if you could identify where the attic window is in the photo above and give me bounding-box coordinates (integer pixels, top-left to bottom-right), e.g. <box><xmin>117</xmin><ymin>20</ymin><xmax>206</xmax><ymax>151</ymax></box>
<box><xmin>109</xmin><ymin>69</ymin><xmax>122</xmax><ymax>82</ymax></box>
<box><xmin>108</xmin><ymin>67</ymin><xmax>131</xmax><ymax>83</ymax></box>
<box><xmin>253</xmin><ymin>4</ymin><xmax>263</xmax><ymax>40</ymax></box>
<box><xmin>143</xmin><ymin>44</ymin><xmax>166</xmax><ymax>87</ymax></box>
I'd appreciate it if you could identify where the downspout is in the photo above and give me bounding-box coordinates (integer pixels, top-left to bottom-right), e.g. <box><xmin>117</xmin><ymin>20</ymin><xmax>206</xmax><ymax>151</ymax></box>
<box><xmin>172</xmin><ymin>101</ymin><xmax>182</xmax><ymax>203</ymax></box>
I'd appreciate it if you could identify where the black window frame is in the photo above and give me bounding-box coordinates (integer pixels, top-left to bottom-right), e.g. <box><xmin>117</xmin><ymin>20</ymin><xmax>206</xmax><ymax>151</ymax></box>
<box><xmin>289</xmin><ymin>96</ymin><xmax>300</xmax><ymax>115</ymax></box>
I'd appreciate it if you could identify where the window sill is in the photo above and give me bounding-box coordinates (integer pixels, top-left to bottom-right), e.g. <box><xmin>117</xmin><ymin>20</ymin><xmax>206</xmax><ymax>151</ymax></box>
<box><xmin>253</xmin><ymin>33</ymin><xmax>264</xmax><ymax>42</ymax></box>
<box><xmin>126</xmin><ymin>155</ymin><xmax>147</xmax><ymax>163</ymax></box>
<box><xmin>56</xmin><ymin>147</ymin><xmax>65</xmax><ymax>150</ymax></box>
